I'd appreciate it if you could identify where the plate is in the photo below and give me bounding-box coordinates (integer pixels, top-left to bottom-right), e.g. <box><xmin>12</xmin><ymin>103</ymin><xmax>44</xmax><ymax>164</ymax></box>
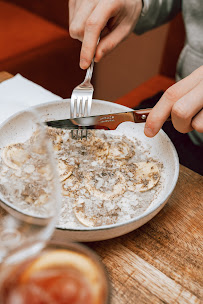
<box><xmin>0</xmin><ymin>99</ymin><xmax>179</xmax><ymax>242</ymax></box>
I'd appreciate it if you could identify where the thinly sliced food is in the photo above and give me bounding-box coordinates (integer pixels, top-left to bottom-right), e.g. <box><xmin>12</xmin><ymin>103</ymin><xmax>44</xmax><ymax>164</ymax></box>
<box><xmin>74</xmin><ymin>199</ymin><xmax>120</xmax><ymax>227</ymax></box>
<box><xmin>2</xmin><ymin>144</ymin><xmax>29</xmax><ymax>170</ymax></box>
<box><xmin>78</xmin><ymin>135</ymin><xmax>109</xmax><ymax>159</ymax></box>
<box><xmin>62</xmin><ymin>175</ymin><xmax>80</xmax><ymax>197</ymax></box>
<box><xmin>57</xmin><ymin>159</ymin><xmax>74</xmax><ymax>182</ymax></box>
<box><xmin>107</xmin><ymin>135</ymin><xmax>135</xmax><ymax>160</ymax></box>
<box><xmin>85</xmin><ymin>168</ymin><xmax>126</xmax><ymax>200</ymax></box>
<box><xmin>121</xmin><ymin>162</ymin><xmax>160</xmax><ymax>192</ymax></box>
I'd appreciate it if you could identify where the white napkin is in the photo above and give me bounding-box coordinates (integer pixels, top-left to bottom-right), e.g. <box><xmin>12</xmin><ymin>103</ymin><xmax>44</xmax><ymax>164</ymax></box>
<box><xmin>0</xmin><ymin>74</ymin><xmax>62</xmax><ymax>124</ymax></box>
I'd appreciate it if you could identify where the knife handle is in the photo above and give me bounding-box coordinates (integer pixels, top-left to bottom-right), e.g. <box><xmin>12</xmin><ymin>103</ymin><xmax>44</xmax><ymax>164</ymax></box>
<box><xmin>133</xmin><ymin>108</ymin><xmax>171</xmax><ymax>123</ymax></box>
<box><xmin>133</xmin><ymin>108</ymin><xmax>151</xmax><ymax>122</ymax></box>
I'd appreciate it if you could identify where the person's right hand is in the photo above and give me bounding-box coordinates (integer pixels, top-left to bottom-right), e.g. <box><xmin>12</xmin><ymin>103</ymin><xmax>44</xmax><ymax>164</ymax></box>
<box><xmin>69</xmin><ymin>0</ymin><xmax>143</xmax><ymax>69</ymax></box>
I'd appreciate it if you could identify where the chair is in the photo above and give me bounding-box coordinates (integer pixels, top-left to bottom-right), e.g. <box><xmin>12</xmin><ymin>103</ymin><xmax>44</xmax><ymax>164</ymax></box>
<box><xmin>0</xmin><ymin>0</ymin><xmax>85</xmax><ymax>98</ymax></box>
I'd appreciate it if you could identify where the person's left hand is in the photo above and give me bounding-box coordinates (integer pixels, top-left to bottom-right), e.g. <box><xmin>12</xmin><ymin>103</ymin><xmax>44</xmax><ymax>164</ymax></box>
<box><xmin>144</xmin><ymin>66</ymin><xmax>203</xmax><ymax>137</ymax></box>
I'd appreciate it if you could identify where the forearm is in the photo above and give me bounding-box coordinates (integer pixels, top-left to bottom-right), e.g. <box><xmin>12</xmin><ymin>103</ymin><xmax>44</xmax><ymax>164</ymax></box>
<box><xmin>135</xmin><ymin>0</ymin><xmax>182</xmax><ymax>34</ymax></box>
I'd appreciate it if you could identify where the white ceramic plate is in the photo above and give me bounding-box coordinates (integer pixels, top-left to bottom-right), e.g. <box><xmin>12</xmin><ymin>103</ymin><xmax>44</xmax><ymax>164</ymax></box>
<box><xmin>0</xmin><ymin>99</ymin><xmax>179</xmax><ymax>242</ymax></box>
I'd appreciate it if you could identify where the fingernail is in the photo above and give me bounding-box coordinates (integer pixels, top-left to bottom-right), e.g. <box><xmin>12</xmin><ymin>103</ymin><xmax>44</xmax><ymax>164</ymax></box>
<box><xmin>144</xmin><ymin>125</ymin><xmax>154</xmax><ymax>137</ymax></box>
<box><xmin>80</xmin><ymin>59</ymin><xmax>88</xmax><ymax>69</ymax></box>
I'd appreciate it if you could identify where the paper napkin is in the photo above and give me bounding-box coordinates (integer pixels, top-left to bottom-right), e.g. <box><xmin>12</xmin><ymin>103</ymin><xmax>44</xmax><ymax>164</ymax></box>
<box><xmin>0</xmin><ymin>74</ymin><xmax>62</xmax><ymax>124</ymax></box>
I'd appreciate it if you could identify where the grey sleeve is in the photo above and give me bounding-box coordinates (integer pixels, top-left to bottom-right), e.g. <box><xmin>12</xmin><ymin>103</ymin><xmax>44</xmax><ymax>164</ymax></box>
<box><xmin>135</xmin><ymin>0</ymin><xmax>182</xmax><ymax>34</ymax></box>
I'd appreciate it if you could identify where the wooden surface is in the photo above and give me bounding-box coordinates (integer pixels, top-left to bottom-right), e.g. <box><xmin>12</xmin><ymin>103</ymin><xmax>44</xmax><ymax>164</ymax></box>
<box><xmin>0</xmin><ymin>72</ymin><xmax>202</xmax><ymax>303</ymax></box>
<box><xmin>0</xmin><ymin>71</ymin><xmax>13</xmax><ymax>83</ymax></box>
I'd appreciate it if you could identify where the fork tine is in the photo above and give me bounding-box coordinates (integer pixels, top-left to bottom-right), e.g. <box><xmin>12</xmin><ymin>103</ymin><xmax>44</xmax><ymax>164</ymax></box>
<box><xmin>84</xmin><ymin>128</ymin><xmax>88</xmax><ymax>140</ymax></box>
<box><xmin>81</xmin><ymin>97</ymin><xmax>86</xmax><ymax>117</ymax></box>
<box><xmin>70</xmin><ymin>97</ymin><xmax>75</xmax><ymax>139</ymax></box>
<box><xmin>81</xmin><ymin>128</ymin><xmax>88</xmax><ymax>140</ymax></box>
<box><xmin>76</xmin><ymin>98</ymin><xmax>81</xmax><ymax>117</ymax></box>
<box><xmin>70</xmin><ymin>97</ymin><xmax>76</xmax><ymax>118</ymax></box>
<box><xmin>79</xmin><ymin>98</ymin><xmax>88</xmax><ymax>140</ymax></box>
<box><xmin>87</xmin><ymin>97</ymin><xmax>92</xmax><ymax>116</ymax></box>
<box><xmin>79</xmin><ymin>98</ymin><xmax>83</xmax><ymax>116</ymax></box>
<box><xmin>70</xmin><ymin>53</ymin><xmax>95</xmax><ymax>139</ymax></box>
<box><xmin>81</xmin><ymin>129</ymin><xmax>83</xmax><ymax>140</ymax></box>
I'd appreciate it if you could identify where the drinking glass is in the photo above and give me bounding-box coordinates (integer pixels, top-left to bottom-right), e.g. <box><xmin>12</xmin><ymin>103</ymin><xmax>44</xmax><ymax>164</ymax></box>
<box><xmin>0</xmin><ymin>109</ymin><xmax>111</xmax><ymax>304</ymax></box>
<box><xmin>0</xmin><ymin>110</ymin><xmax>61</xmax><ymax>261</ymax></box>
<box><xmin>0</xmin><ymin>240</ymin><xmax>110</xmax><ymax>304</ymax></box>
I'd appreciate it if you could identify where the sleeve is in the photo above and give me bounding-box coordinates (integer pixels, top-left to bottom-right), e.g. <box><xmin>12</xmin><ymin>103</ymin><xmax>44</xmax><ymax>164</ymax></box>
<box><xmin>134</xmin><ymin>0</ymin><xmax>182</xmax><ymax>35</ymax></box>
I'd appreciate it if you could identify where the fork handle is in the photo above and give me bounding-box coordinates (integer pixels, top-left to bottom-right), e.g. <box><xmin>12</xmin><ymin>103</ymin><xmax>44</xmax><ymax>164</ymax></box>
<box><xmin>84</xmin><ymin>59</ymin><xmax>94</xmax><ymax>83</ymax></box>
<box><xmin>84</xmin><ymin>37</ymin><xmax>100</xmax><ymax>83</ymax></box>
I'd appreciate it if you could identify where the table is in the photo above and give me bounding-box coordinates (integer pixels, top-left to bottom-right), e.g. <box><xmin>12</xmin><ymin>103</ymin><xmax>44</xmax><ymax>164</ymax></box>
<box><xmin>88</xmin><ymin>165</ymin><xmax>203</xmax><ymax>304</ymax></box>
<box><xmin>0</xmin><ymin>72</ymin><xmax>202</xmax><ymax>303</ymax></box>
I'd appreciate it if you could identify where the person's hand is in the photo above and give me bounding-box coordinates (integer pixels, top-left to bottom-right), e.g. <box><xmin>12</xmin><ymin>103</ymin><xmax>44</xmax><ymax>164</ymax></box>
<box><xmin>69</xmin><ymin>0</ymin><xmax>143</xmax><ymax>69</ymax></box>
<box><xmin>144</xmin><ymin>66</ymin><xmax>203</xmax><ymax>137</ymax></box>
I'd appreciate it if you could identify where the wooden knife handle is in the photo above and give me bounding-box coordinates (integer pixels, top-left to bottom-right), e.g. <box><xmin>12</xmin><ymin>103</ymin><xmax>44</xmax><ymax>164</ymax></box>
<box><xmin>133</xmin><ymin>108</ymin><xmax>171</xmax><ymax>123</ymax></box>
<box><xmin>133</xmin><ymin>108</ymin><xmax>151</xmax><ymax>122</ymax></box>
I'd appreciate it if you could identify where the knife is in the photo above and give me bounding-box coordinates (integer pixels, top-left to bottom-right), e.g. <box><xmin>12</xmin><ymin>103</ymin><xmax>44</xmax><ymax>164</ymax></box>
<box><xmin>45</xmin><ymin>108</ymin><xmax>153</xmax><ymax>130</ymax></box>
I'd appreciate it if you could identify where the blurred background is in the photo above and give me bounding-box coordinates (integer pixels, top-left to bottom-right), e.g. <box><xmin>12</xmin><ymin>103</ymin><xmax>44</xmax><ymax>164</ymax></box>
<box><xmin>0</xmin><ymin>0</ymin><xmax>184</xmax><ymax>101</ymax></box>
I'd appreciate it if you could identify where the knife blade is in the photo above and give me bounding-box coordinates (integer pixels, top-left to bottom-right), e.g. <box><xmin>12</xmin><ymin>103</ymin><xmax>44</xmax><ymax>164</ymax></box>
<box><xmin>45</xmin><ymin>108</ymin><xmax>152</xmax><ymax>130</ymax></box>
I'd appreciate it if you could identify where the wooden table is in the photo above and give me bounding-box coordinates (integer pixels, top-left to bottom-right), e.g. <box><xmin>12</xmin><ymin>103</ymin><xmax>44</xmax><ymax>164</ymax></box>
<box><xmin>89</xmin><ymin>166</ymin><xmax>203</xmax><ymax>304</ymax></box>
<box><xmin>0</xmin><ymin>72</ymin><xmax>202</xmax><ymax>303</ymax></box>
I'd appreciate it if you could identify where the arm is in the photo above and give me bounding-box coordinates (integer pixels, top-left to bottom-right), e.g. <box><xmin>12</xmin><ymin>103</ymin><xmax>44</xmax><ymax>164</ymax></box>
<box><xmin>135</xmin><ymin>0</ymin><xmax>182</xmax><ymax>34</ymax></box>
<box><xmin>137</xmin><ymin>1</ymin><xmax>203</xmax><ymax>137</ymax></box>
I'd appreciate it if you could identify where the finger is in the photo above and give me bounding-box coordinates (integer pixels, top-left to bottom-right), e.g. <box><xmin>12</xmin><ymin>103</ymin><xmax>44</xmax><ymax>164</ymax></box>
<box><xmin>69</xmin><ymin>0</ymin><xmax>97</xmax><ymax>41</ymax></box>
<box><xmin>68</xmin><ymin>0</ymin><xmax>76</xmax><ymax>25</ymax></box>
<box><xmin>191</xmin><ymin>109</ymin><xmax>203</xmax><ymax>133</ymax></box>
<box><xmin>80</xmin><ymin>0</ymin><xmax>121</xmax><ymax>69</ymax></box>
<box><xmin>171</xmin><ymin>80</ymin><xmax>203</xmax><ymax>133</ymax></box>
<box><xmin>144</xmin><ymin>68</ymin><xmax>203</xmax><ymax>137</ymax></box>
<box><xmin>95</xmin><ymin>2</ymin><xmax>142</xmax><ymax>62</ymax></box>
<box><xmin>69</xmin><ymin>0</ymin><xmax>84</xmax><ymax>25</ymax></box>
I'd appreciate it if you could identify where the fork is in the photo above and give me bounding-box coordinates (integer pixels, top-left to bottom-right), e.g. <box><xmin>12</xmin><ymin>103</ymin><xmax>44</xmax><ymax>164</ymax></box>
<box><xmin>70</xmin><ymin>58</ymin><xmax>94</xmax><ymax>140</ymax></box>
